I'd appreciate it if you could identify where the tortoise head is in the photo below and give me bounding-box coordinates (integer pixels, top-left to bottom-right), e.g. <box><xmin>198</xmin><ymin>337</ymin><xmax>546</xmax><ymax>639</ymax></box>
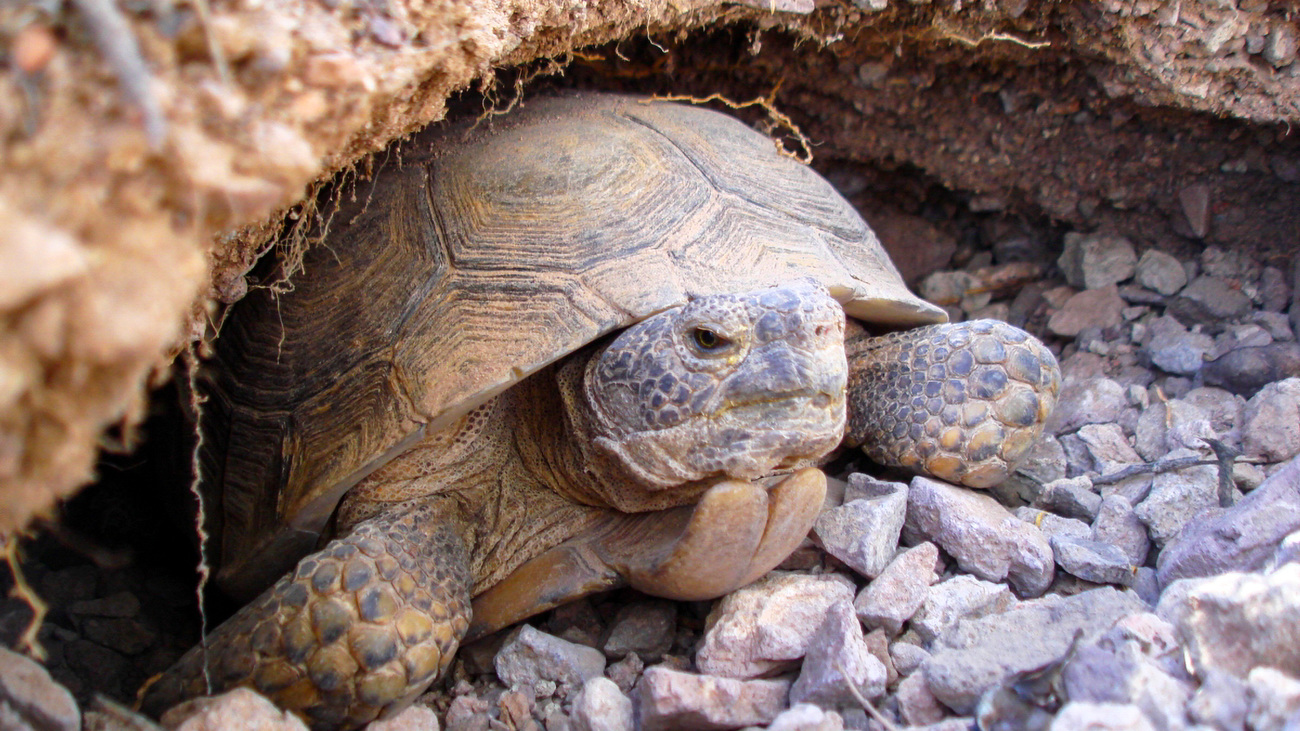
<box><xmin>572</xmin><ymin>280</ymin><xmax>847</xmax><ymax>511</ymax></box>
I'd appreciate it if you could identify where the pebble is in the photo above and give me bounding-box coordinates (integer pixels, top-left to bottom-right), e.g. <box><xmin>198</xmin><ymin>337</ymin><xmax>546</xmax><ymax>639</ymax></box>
<box><xmin>890</xmin><ymin>641</ymin><xmax>931</xmax><ymax>676</ymax></box>
<box><xmin>924</xmin><ymin>587</ymin><xmax>1147</xmax><ymax>714</ymax></box>
<box><xmin>1049</xmin><ymin>702</ymin><xmax>1155</xmax><ymax>731</ymax></box>
<box><xmin>1157</xmin><ymin>563</ymin><xmax>1300</xmax><ymax>679</ymax></box>
<box><xmin>1134</xmin><ymin>250</ymin><xmax>1187</xmax><ymax>296</ymax></box>
<box><xmin>896</xmin><ymin>671</ymin><xmax>948</xmax><ymax>726</ymax></box>
<box><xmin>904</xmin><ymin>476</ymin><xmax>1055</xmax><ymax>597</ymax></box>
<box><xmin>1074</xmin><ymin>424</ymin><xmax>1142</xmax><ymax>477</ymax></box>
<box><xmin>445</xmin><ymin>694</ymin><xmax>490</xmax><ymax>731</ymax></box>
<box><xmin>1091</xmin><ymin>495</ymin><xmax>1150</xmax><ymax>567</ymax></box>
<box><xmin>1241</xmin><ymin>377</ymin><xmax>1300</xmax><ymax>462</ymax></box>
<box><xmin>1049</xmin><ymin>535</ymin><xmax>1135</xmax><ymax>586</ymax></box>
<box><xmin>1047</xmin><ymin>286</ymin><xmax>1127</xmax><ymax>337</ymax></box>
<box><xmin>1133</xmin><ymin>448</ymin><xmax>1220</xmax><ymax>546</ymax></box>
<box><xmin>1015</xmin><ymin>508</ymin><xmax>1090</xmax><ymax>542</ymax></box>
<box><xmin>1188</xmin><ymin>668</ymin><xmax>1249</xmax><ymax>730</ymax></box>
<box><xmin>0</xmin><ymin>647</ymin><xmax>79</xmax><ymax>731</ymax></box>
<box><xmin>853</xmin><ymin>541</ymin><xmax>939</xmax><ymax>634</ymax></box>
<box><xmin>1202</xmin><ymin>342</ymin><xmax>1300</xmax><ymax>397</ymax></box>
<box><xmin>160</xmin><ymin>688</ymin><xmax>307</xmax><ymax>731</ymax></box>
<box><xmin>1245</xmin><ymin>666</ymin><xmax>1300</xmax><ymax>730</ymax></box>
<box><xmin>767</xmin><ymin>705</ymin><xmax>844</xmax><ymax>731</ymax></box>
<box><xmin>789</xmin><ymin>601</ymin><xmax>886</xmax><ymax>707</ymax></box>
<box><xmin>1057</xmin><ymin>233</ymin><xmax>1137</xmax><ymax>290</ymax></box>
<box><xmin>1168</xmin><ymin>275</ymin><xmax>1255</xmax><ymax>325</ymax></box>
<box><xmin>1046</xmin><ymin>377</ymin><xmax>1128</xmax><ymax>435</ymax></box>
<box><xmin>602</xmin><ymin>600</ymin><xmax>675</xmax><ymax>662</ymax></box>
<box><xmin>1037</xmin><ymin>477</ymin><xmax>1102</xmax><ymax>522</ymax></box>
<box><xmin>1178</xmin><ymin>183</ymin><xmax>1211</xmax><ymax>238</ymax></box>
<box><xmin>812</xmin><ymin>481</ymin><xmax>907</xmax><ymax>579</ymax></box>
<box><xmin>1132</xmin><ymin>398</ymin><xmax>1211</xmax><ymax>461</ymax></box>
<box><xmin>367</xmin><ymin>704</ymin><xmax>441</xmax><ymax>731</ymax></box>
<box><xmin>910</xmin><ymin>575</ymin><xmax>1016</xmax><ymax>644</ymax></box>
<box><xmin>571</xmin><ymin>677</ymin><xmax>632</xmax><ymax>731</ymax></box>
<box><xmin>495</xmin><ymin>625</ymin><xmax>606</xmax><ymax>691</ymax></box>
<box><xmin>635</xmin><ymin>666</ymin><xmax>789</xmax><ymax>731</ymax></box>
<box><xmin>1144</xmin><ymin>315</ymin><xmax>1212</xmax><ymax>375</ymax></box>
<box><xmin>1157</xmin><ymin>455</ymin><xmax>1300</xmax><ymax>586</ymax></box>
<box><xmin>695</xmin><ymin>572</ymin><xmax>854</xmax><ymax>679</ymax></box>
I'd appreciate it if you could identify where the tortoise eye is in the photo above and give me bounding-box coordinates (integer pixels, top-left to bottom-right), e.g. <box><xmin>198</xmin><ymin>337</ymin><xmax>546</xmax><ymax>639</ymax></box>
<box><xmin>692</xmin><ymin>327</ymin><xmax>727</xmax><ymax>351</ymax></box>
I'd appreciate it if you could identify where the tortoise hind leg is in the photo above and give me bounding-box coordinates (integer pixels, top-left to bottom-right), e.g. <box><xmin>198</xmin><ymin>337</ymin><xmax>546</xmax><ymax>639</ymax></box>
<box><xmin>142</xmin><ymin>503</ymin><xmax>471</xmax><ymax>730</ymax></box>
<box><xmin>845</xmin><ymin>319</ymin><xmax>1061</xmax><ymax>488</ymax></box>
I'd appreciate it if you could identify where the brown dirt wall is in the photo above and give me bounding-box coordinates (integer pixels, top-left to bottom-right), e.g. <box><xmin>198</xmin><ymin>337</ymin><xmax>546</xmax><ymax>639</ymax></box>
<box><xmin>0</xmin><ymin>0</ymin><xmax>1298</xmax><ymax>534</ymax></box>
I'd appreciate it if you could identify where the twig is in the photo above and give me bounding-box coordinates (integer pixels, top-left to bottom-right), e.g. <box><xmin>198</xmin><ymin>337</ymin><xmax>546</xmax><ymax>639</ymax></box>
<box><xmin>644</xmin><ymin>90</ymin><xmax>814</xmax><ymax>165</ymax></box>
<box><xmin>69</xmin><ymin>0</ymin><xmax>167</xmax><ymax>148</ymax></box>
<box><xmin>834</xmin><ymin>658</ymin><xmax>899</xmax><ymax>731</ymax></box>
<box><xmin>0</xmin><ymin>534</ymin><xmax>47</xmax><ymax>662</ymax></box>
<box><xmin>183</xmin><ymin>348</ymin><xmax>213</xmax><ymax>695</ymax></box>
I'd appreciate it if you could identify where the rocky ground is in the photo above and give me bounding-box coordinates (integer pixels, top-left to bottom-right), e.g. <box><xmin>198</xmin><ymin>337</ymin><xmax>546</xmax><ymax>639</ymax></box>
<box><xmin>2</xmin><ymin>195</ymin><xmax>1299</xmax><ymax>730</ymax></box>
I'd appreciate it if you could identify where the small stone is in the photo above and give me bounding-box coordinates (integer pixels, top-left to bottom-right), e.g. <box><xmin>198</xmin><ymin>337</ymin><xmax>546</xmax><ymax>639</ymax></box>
<box><xmin>1038</xmin><ymin>477</ymin><xmax>1102</xmax><ymax>522</ymax></box>
<box><xmin>924</xmin><ymin>588</ymin><xmax>1147</xmax><ymax>714</ymax></box>
<box><xmin>1246</xmin><ymin>666</ymin><xmax>1300</xmax><ymax>729</ymax></box>
<box><xmin>853</xmin><ymin>542</ymin><xmax>939</xmax><ymax>634</ymax></box>
<box><xmin>911</xmin><ymin>576</ymin><xmax>1016</xmax><ymax>644</ymax></box>
<box><xmin>1133</xmin><ymin>398</ymin><xmax>1212</xmax><ymax>462</ymax></box>
<box><xmin>695</xmin><ymin>572</ymin><xmax>854</xmax><ymax>679</ymax></box>
<box><xmin>813</xmin><ymin>485</ymin><xmax>907</xmax><ymax>579</ymax></box>
<box><xmin>1168</xmin><ymin>275</ymin><xmax>1254</xmax><ymax>325</ymax></box>
<box><xmin>0</xmin><ymin>647</ymin><xmax>79</xmax><ymax>731</ymax></box>
<box><xmin>1253</xmin><ymin>310</ymin><xmax>1295</xmax><ymax>341</ymax></box>
<box><xmin>1177</xmin><ymin>183</ymin><xmax>1211</xmax><ymax>238</ymax></box>
<box><xmin>1049</xmin><ymin>535</ymin><xmax>1135</xmax><ymax>586</ymax></box>
<box><xmin>1264</xmin><ymin>22</ymin><xmax>1298</xmax><ymax>67</ymax></box>
<box><xmin>1210</xmin><ymin>323</ymin><xmax>1274</xmax><ymax>361</ymax></box>
<box><xmin>1091</xmin><ymin>495</ymin><xmax>1149</xmax><ymax>567</ymax></box>
<box><xmin>1261</xmin><ymin>266</ymin><xmax>1291</xmax><ymax>312</ymax></box>
<box><xmin>1242</xmin><ymin>378</ymin><xmax>1300</xmax><ymax>461</ymax></box>
<box><xmin>790</xmin><ymin>601</ymin><xmax>886</xmax><ymax>707</ymax></box>
<box><xmin>1015</xmin><ymin>508</ymin><xmax>1091</xmax><ymax>543</ymax></box>
<box><xmin>1131</xmin><ymin>568</ymin><xmax>1160</xmax><ymax>606</ymax></box>
<box><xmin>992</xmin><ymin>436</ymin><xmax>1067</xmax><ymax>507</ymax></box>
<box><xmin>1075</xmin><ymin>424</ymin><xmax>1143</xmax><ymax>477</ymax></box>
<box><xmin>1157</xmin><ymin>563</ymin><xmax>1300</xmax><ymax>679</ymax></box>
<box><xmin>496</xmin><ymin>625</ymin><xmax>606</xmax><ymax>691</ymax></box>
<box><xmin>602</xmin><ymin>600</ymin><xmax>675</xmax><ymax>662</ymax></box>
<box><xmin>571</xmin><ymin>677</ymin><xmax>632</xmax><ymax>731</ymax></box>
<box><xmin>446</xmin><ymin>694</ymin><xmax>490</xmax><ymax>731</ymax></box>
<box><xmin>896</xmin><ymin>671</ymin><xmax>948</xmax><ymax>726</ymax></box>
<box><xmin>81</xmin><ymin>617</ymin><xmax>156</xmax><ymax>656</ymax></box>
<box><xmin>766</xmin><ymin>704</ymin><xmax>844</xmax><ymax>731</ymax></box>
<box><xmin>1188</xmin><ymin>669</ymin><xmax>1249</xmax><ymax>730</ymax></box>
<box><xmin>1203</xmin><ymin>342</ymin><xmax>1300</xmax><ymax>398</ymax></box>
<box><xmin>1050</xmin><ymin>702</ymin><xmax>1155</xmax><ymax>731</ymax></box>
<box><xmin>1057</xmin><ymin>233</ymin><xmax>1137</xmax><ymax>290</ymax></box>
<box><xmin>1047</xmin><ymin>286</ymin><xmax>1126</xmax><ymax>337</ymax></box>
<box><xmin>869</xmin><ymin>209</ymin><xmax>957</xmax><ymax>286</ymax></box>
<box><xmin>635</xmin><ymin>666</ymin><xmax>789</xmax><ymax>731</ymax></box>
<box><xmin>162</xmin><ymin>688</ymin><xmax>307</xmax><ymax>731</ymax></box>
<box><xmin>605</xmin><ymin>652</ymin><xmax>644</xmax><ymax>696</ymax></box>
<box><xmin>890</xmin><ymin>641</ymin><xmax>931</xmax><ymax>677</ymax></box>
<box><xmin>1157</xmin><ymin>456</ymin><xmax>1300</xmax><ymax>585</ymax></box>
<box><xmin>920</xmin><ymin>271</ymin><xmax>975</xmax><ymax>307</ymax></box>
<box><xmin>1134</xmin><ymin>449</ymin><xmax>1219</xmax><ymax>547</ymax></box>
<box><xmin>1046</xmin><ymin>377</ymin><xmax>1128</xmax><ymax>435</ymax></box>
<box><xmin>1182</xmin><ymin>387</ymin><xmax>1245</xmax><ymax>439</ymax></box>
<box><xmin>368</xmin><ymin>704</ymin><xmax>441</xmax><ymax>731</ymax></box>
<box><xmin>68</xmin><ymin>591</ymin><xmax>141</xmax><ymax>619</ymax></box>
<box><xmin>1145</xmin><ymin>316</ymin><xmax>1212</xmax><ymax>376</ymax></box>
<box><xmin>905</xmin><ymin>476</ymin><xmax>1055</xmax><ymax>597</ymax></box>
<box><xmin>1134</xmin><ymin>250</ymin><xmax>1187</xmax><ymax>296</ymax></box>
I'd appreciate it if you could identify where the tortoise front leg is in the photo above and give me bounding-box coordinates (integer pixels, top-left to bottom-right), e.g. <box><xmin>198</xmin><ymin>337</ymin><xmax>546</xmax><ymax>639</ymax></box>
<box><xmin>845</xmin><ymin>319</ymin><xmax>1061</xmax><ymax>488</ymax></box>
<box><xmin>142</xmin><ymin>503</ymin><xmax>471</xmax><ymax>730</ymax></box>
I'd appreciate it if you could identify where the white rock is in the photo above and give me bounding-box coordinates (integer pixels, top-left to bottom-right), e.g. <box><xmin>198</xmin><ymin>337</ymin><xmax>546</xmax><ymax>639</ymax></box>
<box><xmin>853</xmin><ymin>542</ymin><xmax>939</xmax><ymax>634</ymax></box>
<box><xmin>1050</xmin><ymin>702</ymin><xmax>1156</xmax><ymax>731</ymax></box>
<box><xmin>789</xmin><ymin>601</ymin><xmax>886</xmax><ymax>707</ymax></box>
<box><xmin>696</xmin><ymin>572</ymin><xmax>854</xmax><ymax>679</ymax></box>
<box><xmin>572</xmin><ymin>677</ymin><xmax>633</xmax><ymax>731</ymax></box>
<box><xmin>635</xmin><ymin>666</ymin><xmax>789</xmax><ymax>731</ymax></box>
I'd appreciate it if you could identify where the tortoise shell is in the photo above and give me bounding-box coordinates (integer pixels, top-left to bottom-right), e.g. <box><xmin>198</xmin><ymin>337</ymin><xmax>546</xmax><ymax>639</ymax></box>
<box><xmin>203</xmin><ymin>93</ymin><xmax>946</xmax><ymax>598</ymax></box>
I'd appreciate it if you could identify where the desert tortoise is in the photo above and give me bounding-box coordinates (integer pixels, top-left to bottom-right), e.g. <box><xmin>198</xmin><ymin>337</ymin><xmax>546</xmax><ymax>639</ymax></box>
<box><xmin>143</xmin><ymin>94</ymin><xmax>1059</xmax><ymax>729</ymax></box>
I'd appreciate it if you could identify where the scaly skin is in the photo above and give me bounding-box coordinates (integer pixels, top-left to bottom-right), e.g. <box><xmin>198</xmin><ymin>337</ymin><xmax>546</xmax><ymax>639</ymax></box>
<box><xmin>844</xmin><ymin>319</ymin><xmax>1061</xmax><ymax>488</ymax></box>
<box><xmin>142</xmin><ymin>503</ymin><xmax>471</xmax><ymax>729</ymax></box>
